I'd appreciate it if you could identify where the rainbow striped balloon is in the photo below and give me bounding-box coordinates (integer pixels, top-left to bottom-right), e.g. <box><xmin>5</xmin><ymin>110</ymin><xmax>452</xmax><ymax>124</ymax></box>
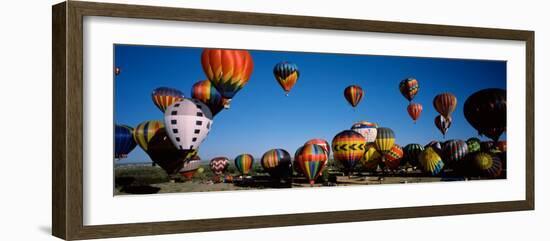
<box><xmin>261</xmin><ymin>149</ymin><xmax>292</xmax><ymax>178</ymax></box>
<box><xmin>273</xmin><ymin>61</ymin><xmax>299</xmax><ymax>95</ymax></box>
<box><xmin>151</xmin><ymin>87</ymin><xmax>184</xmax><ymax>112</ymax></box>
<box><xmin>133</xmin><ymin>120</ymin><xmax>164</xmax><ymax>152</ymax></box>
<box><xmin>383</xmin><ymin>144</ymin><xmax>403</xmax><ymax>170</ymax></box>
<box><xmin>304</xmin><ymin>138</ymin><xmax>331</xmax><ymax>158</ymax></box>
<box><xmin>191</xmin><ymin>80</ymin><xmax>227</xmax><ymax>116</ymax></box>
<box><xmin>399</xmin><ymin>77</ymin><xmax>419</xmax><ymax>102</ymax></box>
<box><xmin>332</xmin><ymin>130</ymin><xmax>366</xmax><ymax>174</ymax></box>
<box><xmin>234</xmin><ymin>153</ymin><xmax>254</xmax><ymax>176</ymax></box>
<box><xmin>344</xmin><ymin>85</ymin><xmax>364</xmax><ymax>108</ymax></box>
<box><xmin>295</xmin><ymin>144</ymin><xmax>327</xmax><ymax>185</ymax></box>
<box><xmin>201</xmin><ymin>49</ymin><xmax>254</xmax><ymax>100</ymax></box>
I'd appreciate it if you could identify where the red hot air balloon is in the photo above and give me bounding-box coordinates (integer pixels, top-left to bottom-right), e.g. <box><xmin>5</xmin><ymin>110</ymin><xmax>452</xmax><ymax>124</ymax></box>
<box><xmin>344</xmin><ymin>85</ymin><xmax>364</xmax><ymax>108</ymax></box>
<box><xmin>201</xmin><ymin>49</ymin><xmax>254</xmax><ymax>107</ymax></box>
<box><xmin>433</xmin><ymin>93</ymin><xmax>457</xmax><ymax>119</ymax></box>
<box><xmin>407</xmin><ymin>103</ymin><xmax>423</xmax><ymax>123</ymax></box>
<box><xmin>434</xmin><ymin>115</ymin><xmax>452</xmax><ymax>138</ymax></box>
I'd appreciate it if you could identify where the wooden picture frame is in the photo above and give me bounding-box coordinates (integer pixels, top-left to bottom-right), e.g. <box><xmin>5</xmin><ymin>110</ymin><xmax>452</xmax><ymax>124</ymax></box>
<box><xmin>52</xmin><ymin>1</ymin><xmax>534</xmax><ymax>240</ymax></box>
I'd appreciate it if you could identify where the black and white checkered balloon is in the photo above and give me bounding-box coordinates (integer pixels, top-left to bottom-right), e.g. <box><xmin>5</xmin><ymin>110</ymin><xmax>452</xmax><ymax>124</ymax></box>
<box><xmin>164</xmin><ymin>98</ymin><xmax>213</xmax><ymax>151</ymax></box>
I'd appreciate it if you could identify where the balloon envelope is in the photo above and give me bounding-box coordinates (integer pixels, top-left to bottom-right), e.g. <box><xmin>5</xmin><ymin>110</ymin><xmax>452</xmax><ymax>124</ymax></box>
<box><xmin>383</xmin><ymin>144</ymin><xmax>403</xmax><ymax>170</ymax></box>
<box><xmin>434</xmin><ymin>115</ymin><xmax>452</xmax><ymax>137</ymax></box>
<box><xmin>419</xmin><ymin>147</ymin><xmax>445</xmax><ymax>176</ymax></box>
<box><xmin>115</xmin><ymin>124</ymin><xmax>137</xmax><ymax>159</ymax></box>
<box><xmin>407</xmin><ymin>103</ymin><xmax>423</xmax><ymax>123</ymax></box>
<box><xmin>399</xmin><ymin>77</ymin><xmax>419</xmax><ymax>102</ymax></box>
<box><xmin>191</xmin><ymin>80</ymin><xmax>227</xmax><ymax>116</ymax></box>
<box><xmin>146</xmin><ymin>129</ymin><xmax>194</xmax><ymax>175</ymax></box>
<box><xmin>344</xmin><ymin>85</ymin><xmax>364</xmax><ymax>108</ymax></box>
<box><xmin>403</xmin><ymin>143</ymin><xmax>424</xmax><ymax>167</ymax></box>
<box><xmin>374</xmin><ymin>127</ymin><xmax>395</xmax><ymax>155</ymax></box>
<box><xmin>164</xmin><ymin>98</ymin><xmax>213</xmax><ymax>152</ymax></box>
<box><xmin>201</xmin><ymin>49</ymin><xmax>254</xmax><ymax>100</ymax></box>
<box><xmin>463</xmin><ymin>88</ymin><xmax>506</xmax><ymax>142</ymax></box>
<box><xmin>234</xmin><ymin>153</ymin><xmax>254</xmax><ymax>176</ymax></box>
<box><xmin>133</xmin><ymin>120</ymin><xmax>164</xmax><ymax>152</ymax></box>
<box><xmin>295</xmin><ymin>144</ymin><xmax>327</xmax><ymax>185</ymax></box>
<box><xmin>210</xmin><ymin>157</ymin><xmax>229</xmax><ymax>175</ymax></box>
<box><xmin>442</xmin><ymin>139</ymin><xmax>469</xmax><ymax>166</ymax></box>
<box><xmin>261</xmin><ymin>149</ymin><xmax>292</xmax><ymax>178</ymax></box>
<box><xmin>351</xmin><ymin>121</ymin><xmax>378</xmax><ymax>143</ymax></box>
<box><xmin>361</xmin><ymin>143</ymin><xmax>381</xmax><ymax>171</ymax></box>
<box><xmin>332</xmin><ymin>130</ymin><xmax>366</xmax><ymax>174</ymax></box>
<box><xmin>273</xmin><ymin>61</ymin><xmax>299</xmax><ymax>95</ymax></box>
<box><xmin>151</xmin><ymin>87</ymin><xmax>184</xmax><ymax>112</ymax></box>
<box><xmin>433</xmin><ymin>93</ymin><xmax>457</xmax><ymax>119</ymax></box>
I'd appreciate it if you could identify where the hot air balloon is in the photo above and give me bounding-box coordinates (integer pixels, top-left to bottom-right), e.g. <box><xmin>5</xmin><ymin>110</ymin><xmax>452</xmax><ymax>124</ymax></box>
<box><xmin>383</xmin><ymin>144</ymin><xmax>403</xmax><ymax>170</ymax></box>
<box><xmin>463</xmin><ymin>88</ymin><xmax>506</xmax><ymax>142</ymax></box>
<box><xmin>403</xmin><ymin>143</ymin><xmax>424</xmax><ymax>167</ymax></box>
<box><xmin>343</xmin><ymin>85</ymin><xmax>364</xmax><ymax>108</ymax></box>
<box><xmin>434</xmin><ymin>115</ymin><xmax>452</xmax><ymax>138</ymax></box>
<box><xmin>481</xmin><ymin>141</ymin><xmax>495</xmax><ymax>152</ymax></box>
<box><xmin>295</xmin><ymin>144</ymin><xmax>328</xmax><ymax>185</ymax></box>
<box><xmin>201</xmin><ymin>49</ymin><xmax>254</xmax><ymax>106</ymax></box>
<box><xmin>472</xmin><ymin>152</ymin><xmax>503</xmax><ymax>178</ymax></box>
<box><xmin>179</xmin><ymin>155</ymin><xmax>201</xmax><ymax>180</ymax></box>
<box><xmin>433</xmin><ymin>93</ymin><xmax>457</xmax><ymax>119</ymax></box>
<box><xmin>332</xmin><ymin>130</ymin><xmax>366</xmax><ymax>175</ymax></box>
<box><xmin>133</xmin><ymin>120</ymin><xmax>165</xmax><ymax>152</ymax></box>
<box><xmin>114</xmin><ymin>66</ymin><xmax>121</xmax><ymax>76</ymax></box>
<box><xmin>210</xmin><ymin>157</ymin><xmax>229</xmax><ymax>176</ymax></box>
<box><xmin>146</xmin><ymin>128</ymin><xmax>196</xmax><ymax>175</ymax></box>
<box><xmin>234</xmin><ymin>153</ymin><xmax>254</xmax><ymax>176</ymax></box>
<box><xmin>273</xmin><ymin>61</ymin><xmax>299</xmax><ymax>96</ymax></box>
<box><xmin>425</xmin><ymin>140</ymin><xmax>442</xmax><ymax>151</ymax></box>
<box><xmin>261</xmin><ymin>149</ymin><xmax>292</xmax><ymax>179</ymax></box>
<box><xmin>293</xmin><ymin>146</ymin><xmax>305</xmax><ymax>175</ymax></box>
<box><xmin>164</xmin><ymin>98</ymin><xmax>213</xmax><ymax>153</ymax></box>
<box><xmin>466</xmin><ymin>137</ymin><xmax>481</xmax><ymax>153</ymax></box>
<box><xmin>407</xmin><ymin>103</ymin><xmax>423</xmax><ymax>123</ymax></box>
<box><xmin>399</xmin><ymin>77</ymin><xmax>419</xmax><ymax>102</ymax></box>
<box><xmin>151</xmin><ymin>87</ymin><xmax>184</xmax><ymax>113</ymax></box>
<box><xmin>350</xmin><ymin>121</ymin><xmax>378</xmax><ymax>143</ymax></box>
<box><xmin>304</xmin><ymin>139</ymin><xmax>331</xmax><ymax>158</ymax></box>
<box><xmin>442</xmin><ymin>139</ymin><xmax>468</xmax><ymax>167</ymax></box>
<box><xmin>419</xmin><ymin>147</ymin><xmax>445</xmax><ymax>176</ymax></box>
<box><xmin>361</xmin><ymin>143</ymin><xmax>381</xmax><ymax>171</ymax></box>
<box><xmin>191</xmin><ymin>80</ymin><xmax>228</xmax><ymax>117</ymax></box>
<box><xmin>496</xmin><ymin>140</ymin><xmax>507</xmax><ymax>152</ymax></box>
<box><xmin>374</xmin><ymin>127</ymin><xmax>395</xmax><ymax>158</ymax></box>
<box><xmin>115</xmin><ymin>124</ymin><xmax>137</xmax><ymax>159</ymax></box>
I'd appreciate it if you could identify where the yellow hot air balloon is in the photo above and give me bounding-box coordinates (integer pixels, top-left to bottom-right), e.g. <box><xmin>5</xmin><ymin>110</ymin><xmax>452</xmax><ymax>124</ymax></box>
<box><xmin>419</xmin><ymin>147</ymin><xmax>445</xmax><ymax>176</ymax></box>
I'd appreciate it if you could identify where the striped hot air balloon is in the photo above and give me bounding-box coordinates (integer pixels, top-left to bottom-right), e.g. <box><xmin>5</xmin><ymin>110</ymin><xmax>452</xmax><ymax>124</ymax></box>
<box><xmin>234</xmin><ymin>153</ymin><xmax>254</xmax><ymax>176</ymax></box>
<box><xmin>361</xmin><ymin>143</ymin><xmax>381</xmax><ymax>171</ymax></box>
<box><xmin>295</xmin><ymin>144</ymin><xmax>328</xmax><ymax>185</ymax></box>
<box><xmin>403</xmin><ymin>143</ymin><xmax>424</xmax><ymax>167</ymax></box>
<box><xmin>293</xmin><ymin>145</ymin><xmax>305</xmax><ymax>175</ymax></box>
<box><xmin>151</xmin><ymin>87</ymin><xmax>184</xmax><ymax>112</ymax></box>
<box><xmin>351</xmin><ymin>121</ymin><xmax>378</xmax><ymax>143</ymax></box>
<box><xmin>383</xmin><ymin>144</ymin><xmax>403</xmax><ymax>170</ymax></box>
<box><xmin>210</xmin><ymin>157</ymin><xmax>229</xmax><ymax>176</ymax></box>
<box><xmin>179</xmin><ymin>157</ymin><xmax>201</xmax><ymax>180</ymax></box>
<box><xmin>433</xmin><ymin>93</ymin><xmax>457</xmax><ymax>119</ymax></box>
<box><xmin>332</xmin><ymin>130</ymin><xmax>366</xmax><ymax>175</ymax></box>
<box><xmin>399</xmin><ymin>77</ymin><xmax>419</xmax><ymax>102</ymax></box>
<box><xmin>435</xmin><ymin>115</ymin><xmax>452</xmax><ymax>138</ymax></box>
<box><xmin>304</xmin><ymin>139</ymin><xmax>331</xmax><ymax>158</ymax></box>
<box><xmin>472</xmin><ymin>152</ymin><xmax>503</xmax><ymax>178</ymax></box>
<box><xmin>273</xmin><ymin>61</ymin><xmax>299</xmax><ymax>95</ymax></box>
<box><xmin>115</xmin><ymin>124</ymin><xmax>137</xmax><ymax>159</ymax></box>
<box><xmin>374</xmin><ymin>127</ymin><xmax>395</xmax><ymax>156</ymax></box>
<box><xmin>407</xmin><ymin>103</ymin><xmax>423</xmax><ymax>123</ymax></box>
<box><xmin>466</xmin><ymin>137</ymin><xmax>482</xmax><ymax>153</ymax></box>
<box><xmin>261</xmin><ymin>149</ymin><xmax>292</xmax><ymax>179</ymax></box>
<box><xmin>201</xmin><ymin>49</ymin><xmax>254</xmax><ymax>104</ymax></box>
<box><xmin>191</xmin><ymin>80</ymin><xmax>228</xmax><ymax>116</ymax></box>
<box><xmin>344</xmin><ymin>85</ymin><xmax>364</xmax><ymax>108</ymax></box>
<box><xmin>442</xmin><ymin>139</ymin><xmax>468</xmax><ymax>167</ymax></box>
<box><xmin>419</xmin><ymin>147</ymin><xmax>445</xmax><ymax>176</ymax></box>
<box><xmin>133</xmin><ymin>120</ymin><xmax>164</xmax><ymax>152</ymax></box>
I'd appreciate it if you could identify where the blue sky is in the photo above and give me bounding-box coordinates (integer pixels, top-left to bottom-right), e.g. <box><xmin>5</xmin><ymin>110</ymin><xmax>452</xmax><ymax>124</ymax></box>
<box><xmin>114</xmin><ymin>44</ymin><xmax>506</xmax><ymax>163</ymax></box>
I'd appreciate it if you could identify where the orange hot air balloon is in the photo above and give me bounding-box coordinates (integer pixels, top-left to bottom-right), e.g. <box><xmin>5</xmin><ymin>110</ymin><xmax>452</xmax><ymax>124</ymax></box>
<box><xmin>433</xmin><ymin>93</ymin><xmax>457</xmax><ymax>119</ymax></box>
<box><xmin>273</xmin><ymin>61</ymin><xmax>299</xmax><ymax>96</ymax></box>
<box><xmin>201</xmin><ymin>49</ymin><xmax>254</xmax><ymax>106</ymax></box>
<box><xmin>344</xmin><ymin>85</ymin><xmax>364</xmax><ymax>108</ymax></box>
<box><xmin>407</xmin><ymin>103</ymin><xmax>423</xmax><ymax>123</ymax></box>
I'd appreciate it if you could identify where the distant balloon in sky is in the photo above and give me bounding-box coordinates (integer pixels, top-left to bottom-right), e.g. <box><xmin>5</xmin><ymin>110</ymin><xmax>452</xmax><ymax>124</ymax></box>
<box><xmin>210</xmin><ymin>157</ymin><xmax>229</xmax><ymax>176</ymax></box>
<box><xmin>433</xmin><ymin>92</ymin><xmax>457</xmax><ymax>119</ymax></box>
<box><xmin>407</xmin><ymin>103</ymin><xmax>423</xmax><ymax>123</ymax></box>
<box><xmin>201</xmin><ymin>49</ymin><xmax>254</xmax><ymax>106</ymax></box>
<box><xmin>398</xmin><ymin>77</ymin><xmax>419</xmax><ymax>102</ymax></box>
<box><xmin>164</xmin><ymin>98</ymin><xmax>213</xmax><ymax>155</ymax></box>
<box><xmin>295</xmin><ymin>144</ymin><xmax>327</xmax><ymax>185</ymax></box>
<box><xmin>115</xmin><ymin>124</ymin><xmax>137</xmax><ymax>159</ymax></box>
<box><xmin>463</xmin><ymin>88</ymin><xmax>506</xmax><ymax>142</ymax></box>
<box><xmin>191</xmin><ymin>80</ymin><xmax>228</xmax><ymax>117</ymax></box>
<box><xmin>114</xmin><ymin>67</ymin><xmax>121</xmax><ymax>76</ymax></box>
<box><xmin>151</xmin><ymin>87</ymin><xmax>184</xmax><ymax>113</ymax></box>
<box><xmin>273</xmin><ymin>61</ymin><xmax>299</xmax><ymax>96</ymax></box>
<box><xmin>133</xmin><ymin>120</ymin><xmax>165</xmax><ymax>152</ymax></box>
<box><xmin>261</xmin><ymin>149</ymin><xmax>292</xmax><ymax>179</ymax></box>
<box><xmin>344</xmin><ymin>85</ymin><xmax>364</xmax><ymax>108</ymax></box>
<box><xmin>332</xmin><ymin>130</ymin><xmax>366</xmax><ymax>175</ymax></box>
<box><xmin>234</xmin><ymin>153</ymin><xmax>254</xmax><ymax>176</ymax></box>
<box><xmin>434</xmin><ymin>115</ymin><xmax>452</xmax><ymax>138</ymax></box>
<box><xmin>351</xmin><ymin>121</ymin><xmax>378</xmax><ymax>143</ymax></box>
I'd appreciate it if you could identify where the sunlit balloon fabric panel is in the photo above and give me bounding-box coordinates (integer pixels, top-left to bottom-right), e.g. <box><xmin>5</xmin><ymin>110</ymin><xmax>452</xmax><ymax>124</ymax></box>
<box><xmin>201</xmin><ymin>49</ymin><xmax>254</xmax><ymax>99</ymax></box>
<box><xmin>383</xmin><ymin>144</ymin><xmax>403</xmax><ymax>170</ymax></box>
<box><xmin>191</xmin><ymin>80</ymin><xmax>226</xmax><ymax>117</ymax></box>
<box><xmin>304</xmin><ymin>138</ymin><xmax>331</xmax><ymax>158</ymax></box>
<box><xmin>133</xmin><ymin>120</ymin><xmax>164</xmax><ymax>152</ymax></box>
<box><xmin>332</xmin><ymin>130</ymin><xmax>366</xmax><ymax>171</ymax></box>
<box><xmin>419</xmin><ymin>147</ymin><xmax>445</xmax><ymax>176</ymax></box>
<box><xmin>164</xmin><ymin>98</ymin><xmax>213</xmax><ymax>151</ymax></box>
<box><xmin>295</xmin><ymin>144</ymin><xmax>327</xmax><ymax>184</ymax></box>
<box><xmin>234</xmin><ymin>153</ymin><xmax>254</xmax><ymax>175</ymax></box>
<box><xmin>433</xmin><ymin>92</ymin><xmax>457</xmax><ymax>119</ymax></box>
<box><xmin>374</xmin><ymin>127</ymin><xmax>395</xmax><ymax>154</ymax></box>
<box><xmin>115</xmin><ymin>124</ymin><xmax>137</xmax><ymax>159</ymax></box>
<box><xmin>473</xmin><ymin>152</ymin><xmax>503</xmax><ymax>178</ymax></box>
<box><xmin>399</xmin><ymin>77</ymin><xmax>419</xmax><ymax>102</ymax></box>
<box><xmin>351</xmin><ymin>121</ymin><xmax>378</xmax><ymax>143</ymax></box>
<box><xmin>151</xmin><ymin>87</ymin><xmax>184</xmax><ymax>112</ymax></box>
<box><xmin>361</xmin><ymin>143</ymin><xmax>381</xmax><ymax>170</ymax></box>
<box><xmin>273</xmin><ymin>61</ymin><xmax>299</xmax><ymax>94</ymax></box>
<box><xmin>443</xmin><ymin>139</ymin><xmax>468</xmax><ymax>165</ymax></box>
<box><xmin>344</xmin><ymin>85</ymin><xmax>364</xmax><ymax>107</ymax></box>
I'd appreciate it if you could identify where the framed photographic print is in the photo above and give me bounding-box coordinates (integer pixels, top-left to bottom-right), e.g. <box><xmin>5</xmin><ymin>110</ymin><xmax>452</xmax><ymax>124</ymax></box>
<box><xmin>52</xmin><ymin>1</ymin><xmax>534</xmax><ymax>240</ymax></box>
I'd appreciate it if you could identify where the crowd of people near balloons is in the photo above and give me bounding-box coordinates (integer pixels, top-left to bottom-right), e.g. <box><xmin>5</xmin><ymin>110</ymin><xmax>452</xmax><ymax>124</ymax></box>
<box><xmin>115</xmin><ymin>48</ymin><xmax>507</xmax><ymax>188</ymax></box>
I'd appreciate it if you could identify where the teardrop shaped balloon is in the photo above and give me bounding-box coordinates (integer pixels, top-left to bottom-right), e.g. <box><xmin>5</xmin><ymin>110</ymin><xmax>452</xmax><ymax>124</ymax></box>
<box><xmin>463</xmin><ymin>88</ymin><xmax>506</xmax><ymax>142</ymax></box>
<box><xmin>403</xmin><ymin>143</ymin><xmax>424</xmax><ymax>167</ymax></box>
<box><xmin>273</xmin><ymin>61</ymin><xmax>299</xmax><ymax>95</ymax></box>
<box><xmin>295</xmin><ymin>144</ymin><xmax>327</xmax><ymax>185</ymax></box>
<box><xmin>344</xmin><ymin>85</ymin><xmax>364</xmax><ymax>108</ymax></box>
<box><xmin>133</xmin><ymin>120</ymin><xmax>164</xmax><ymax>152</ymax></box>
<box><xmin>434</xmin><ymin>115</ymin><xmax>452</xmax><ymax>138</ymax></box>
<box><xmin>407</xmin><ymin>103</ymin><xmax>423</xmax><ymax>123</ymax></box>
<box><xmin>433</xmin><ymin>93</ymin><xmax>457</xmax><ymax>119</ymax></box>
<box><xmin>114</xmin><ymin>66</ymin><xmax>121</xmax><ymax>76</ymax></box>
<box><xmin>146</xmin><ymin>128</ymin><xmax>194</xmax><ymax>175</ymax></box>
<box><xmin>261</xmin><ymin>149</ymin><xmax>292</xmax><ymax>179</ymax></box>
<box><xmin>151</xmin><ymin>87</ymin><xmax>184</xmax><ymax>113</ymax></box>
<box><xmin>466</xmin><ymin>137</ymin><xmax>481</xmax><ymax>153</ymax></box>
<box><xmin>234</xmin><ymin>153</ymin><xmax>254</xmax><ymax>176</ymax></box>
<box><xmin>304</xmin><ymin>138</ymin><xmax>331</xmax><ymax>158</ymax></box>
<box><xmin>179</xmin><ymin>156</ymin><xmax>201</xmax><ymax>180</ymax></box>
<box><xmin>191</xmin><ymin>80</ymin><xmax>228</xmax><ymax>117</ymax></box>
<box><xmin>115</xmin><ymin>124</ymin><xmax>137</xmax><ymax>159</ymax></box>
<box><xmin>210</xmin><ymin>157</ymin><xmax>229</xmax><ymax>175</ymax></box>
<box><xmin>361</xmin><ymin>143</ymin><xmax>381</xmax><ymax>171</ymax></box>
<box><xmin>374</xmin><ymin>127</ymin><xmax>395</xmax><ymax>155</ymax></box>
<box><xmin>164</xmin><ymin>98</ymin><xmax>213</xmax><ymax>152</ymax></box>
<box><xmin>350</xmin><ymin>121</ymin><xmax>378</xmax><ymax>143</ymax></box>
<box><xmin>472</xmin><ymin>152</ymin><xmax>503</xmax><ymax>178</ymax></box>
<box><xmin>442</xmin><ymin>139</ymin><xmax>469</xmax><ymax>166</ymax></box>
<box><xmin>201</xmin><ymin>49</ymin><xmax>254</xmax><ymax>103</ymax></box>
<box><xmin>419</xmin><ymin>147</ymin><xmax>445</xmax><ymax>176</ymax></box>
<box><xmin>383</xmin><ymin>144</ymin><xmax>403</xmax><ymax>170</ymax></box>
<box><xmin>398</xmin><ymin>77</ymin><xmax>419</xmax><ymax>102</ymax></box>
<box><xmin>332</xmin><ymin>130</ymin><xmax>366</xmax><ymax>174</ymax></box>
